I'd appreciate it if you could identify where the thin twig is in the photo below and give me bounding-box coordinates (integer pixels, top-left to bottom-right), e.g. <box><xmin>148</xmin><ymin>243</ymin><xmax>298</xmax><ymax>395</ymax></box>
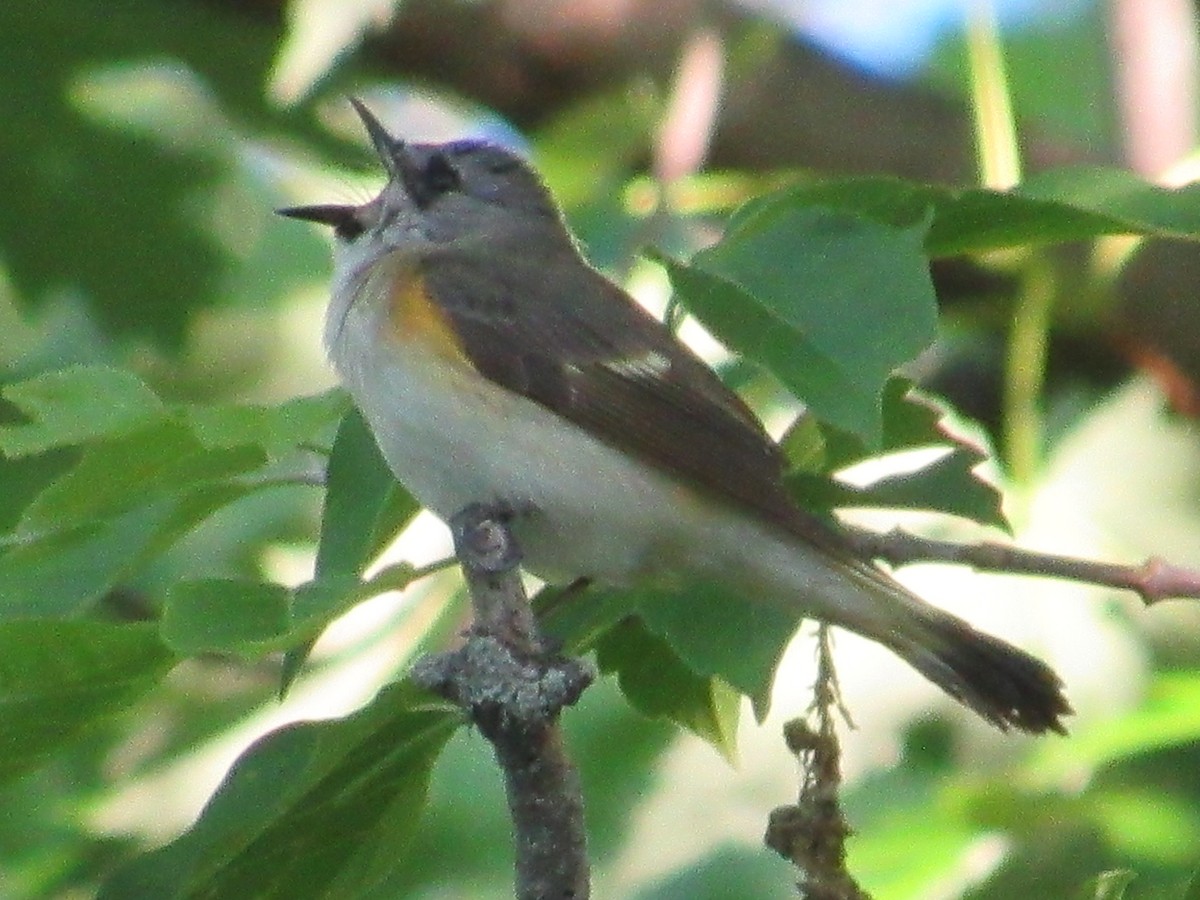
<box><xmin>409</xmin><ymin>503</ymin><xmax>593</xmax><ymax>900</ymax></box>
<box><xmin>766</xmin><ymin>625</ymin><xmax>869</xmax><ymax>900</ymax></box>
<box><xmin>843</xmin><ymin>525</ymin><xmax>1200</xmax><ymax>606</ymax></box>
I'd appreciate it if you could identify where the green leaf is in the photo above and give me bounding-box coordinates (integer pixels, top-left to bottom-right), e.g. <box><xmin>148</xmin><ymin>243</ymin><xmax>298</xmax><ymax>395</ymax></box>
<box><xmin>595</xmin><ymin>617</ymin><xmax>741</xmax><ymax>762</ymax></box>
<box><xmin>0</xmin><ymin>620</ymin><xmax>176</xmax><ymax>784</ymax></box>
<box><xmin>729</xmin><ymin>169</ymin><xmax>1200</xmax><ymax>261</ymax></box>
<box><xmin>185</xmin><ymin>390</ymin><xmax>348</xmax><ymax>457</ymax></box>
<box><xmin>0</xmin><ymin>366</ymin><xmax>164</xmax><ymax>457</ymax></box>
<box><xmin>289</xmin><ymin>573</ymin><xmax>377</xmax><ymax>632</ymax></box>
<box><xmin>0</xmin><ymin>504</ymin><xmax>176</xmax><ymax>618</ymax></box>
<box><xmin>0</xmin><ymin>483</ymin><xmax>264</xmax><ymax>620</ymax></box>
<box><xmin>161</xmin><ymin>579</ymin><xmax>293</xmax><ymax>657</ymax></box>
<box><xmin>0</xmin><ymin>445</ymin><xmax>77</xmax><ymax>535</ymax></box>
<box><xmin>638</xmin><ymin>582</ymin><xmax>798</xmax><ymax>721</ymax></box>
<box><xmin>536</xmin><ymin>582</ymin><xmax>645</xmax><ymax>653</ymax></box>
<box><xmin>787</xmin><ymin>451</ymin><xmax>1005</xmax><ymax>530</ymax></box>
<box><xmin>538</xmin><ymin>580</ymin><xmax>794</xmax><ymax>723</ymax></box>
<box><xmin>926</xmin><ymin>189</ymin><xmax>1139</xmax><ymax>257</ymax></box>
<box><xmin>814</xmin><ymin>377</ymin><xmax>983</xmax><ymax>467</ymax></box>
<box><xmin>17</xmin><ymin>421</ymin><xmax>266</xmax><ymax>534</ymax></box>
<box><xmin>1020</xmin><ymin>167</ymin><xmax>1200</xmax><ymax>236</ymax></box>
<box><xmin>534</xmin><ymin>82</ymin><xmax>657</xmax><ymax>208</ymax></box>
<box><xmin>315</xmin><ymin>407</ymin><xmax>419</xmax><ymax>578</ymax></box>
<box><xmin>637</xmin><ymin>845</ymin><xmax>798</xmax><ymax>900</ymax></box>
<box><xmin>779</xmin><ymin>380</ymin><xmax>1007</xmax><ymax>529</ymax></box>
<box><xmin>137</xmin><ymin>481</ymin><xmax>265</xmax><ymax>564</ymax></box>
<box><xmin>0</xmin><ymin>0</ymin><xmax>299</xmax><ymax>347</ymax></box>
<box><xmin>282</xmin><ymin>408</ymin><xmax>421</xmax><ymax>691</ymax></box>
<box><xmin>1182</xmin><ymin>869</ymin><xmax>1200</xmax><ymax>900</ymax></box>
<box><xmin>98</xmin><ymin>681</ymin><xmax>458</xmax><ymax>900</ymax></box>
<box><xmin>661</xmin><ymin>257</ymin><xmax>871</xmax><ymax>438</ymax></box>
<box><xmin>161</xmin><ymin>570</ymin><xmax>407</xmax><ymax>660</ymax></box>
<box><xmin>540</xmin><ymin>578</ymin><xmax>796</xmax><ymax>722</ymax></box>
<box><xmin>879</xmin><ymin>380</ymin><xmax>969</xmax><ymax>451</ymax></box>
<box><xmin>662</xmin><ymin>206</ymin><xmax>938</xmax><ymax>445</ymax></box>
<box><xmin>862</xmin><ymin>449</ymin><xmax>1004</xmax><ymax>527</ymax></box>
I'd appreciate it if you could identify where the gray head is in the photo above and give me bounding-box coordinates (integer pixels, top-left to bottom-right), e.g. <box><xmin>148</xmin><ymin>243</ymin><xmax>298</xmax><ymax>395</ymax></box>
<box><xmin>278</xmin><ymin>99</ymin><xmax>564</xmax><ymax>250</ymax></box>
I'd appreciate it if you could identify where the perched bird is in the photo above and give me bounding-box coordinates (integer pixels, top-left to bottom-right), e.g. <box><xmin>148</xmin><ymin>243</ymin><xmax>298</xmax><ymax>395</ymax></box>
<box><xmin>280</xmin><ymin>101</ymin><xmax>1070</xmax><ymax>734</ymax></box>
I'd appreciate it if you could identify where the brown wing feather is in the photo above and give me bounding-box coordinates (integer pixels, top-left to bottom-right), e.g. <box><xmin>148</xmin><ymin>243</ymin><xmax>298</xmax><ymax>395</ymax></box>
<box><xmin>419</xmin><ymin>245</ymin><xmax>811</xmax><ymax>535</ymax></box>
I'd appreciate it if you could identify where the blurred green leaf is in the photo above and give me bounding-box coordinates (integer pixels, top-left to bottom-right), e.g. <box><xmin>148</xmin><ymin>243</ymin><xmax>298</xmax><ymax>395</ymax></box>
<box><xmin>162</xmin><ymin>569</ymin><xmax>415</xmax><ymax>659</ymax></box>
<box><xmin>595</xmin><ymin>617</ymin><xmax>741</xmax><ymax>762</ymax></box>
<box><xmin>534</xmin><ymin>82</ymin><xmax>658</xmax><ymax>209</ymax></box>
<box><xmin>0</xmin><ymin>485</ymin><xmax>259</xmax><ymax>619</ymax></box>
<box><xmin>0</xmin><ymin>507</ymin><xmax>166</xmax><ymax>618</ymax></box>
<box><xmin>18</xmin><ymin>421</ymin><xmax>266</xmax><ymax>534</ymax></box>
<box><xmin>927</xmin><ymin>2</ymin><xmax>1115</xmax><ymax>146</ymax></box>
<box><xmin>0</xmin><ymin>447</ymin><xmax>77</xmax><ymax>536</ymax></box>
<box><xmin>161</xmin><ymin>578</ymin><xmax>292</xmax><ymax>658</ymax></box>
<box><xmin>734</xmin><ymin>170</ymin><xmax>1200</xmax><ymax>261</ymax></box>
<box><xmin>0</xmin><ymin>620</ymin><xmax>175</xmax><ymax>784</ymax></box>
<box><xmin>98</xmin><ymin>681</ymin><xmax>458</xmax><ymax>900</ymax></box>
<box><xmin>0</xmin><ymin>374</ymin><xmax>347</xmax><ymax>624</ymax></box>
<box><xmin>0</xmin><ymin>366</ymin><xmax>164</xmax><ymax>457</ymax></box>
<box><xmin>636</xmin><ymin>844</ymin><xmax>797</xmax><ymax>900</ymax></box>
<box><xmin>288</xmin><ymin>572</ymin><xmax>375</xmax><ymax>629</ymax></box>
<box><xmin>0</xmin><ymin>0</ymin><xmax>299</xmax><ymax>346</ymax></box>
<box><xmin>1020</xmin><ymin>167</ymin><xmax>1200</xmax><ymax>234</ymax></box>
<box><xmin>185</xmin><ymin>390</ymin><xmax>348</xmax><ymax>458</ymax></box>
<box><xmin>1182</xmin><ymin>869</ymin><xmax>1200</xmax><ymax>900</ymax></box>
<box><xmin>844</xmin><ymin>757</ymin><xmax>982</xmax><ymax>899</ymax></box>
<box><xmin>1029</xmin><ymin>673</ymin><xmax>1200</xmax><ymax>782</ymax></box>
<box><xmin>1079</xmin><ymin>870</ymin><xmax>1137</xmax><ymax>900</ymax></box>
<box><xmin>1090</xmin><ymin>789</ymin><xmax>1200</xmax><ymax>864</ymax></box>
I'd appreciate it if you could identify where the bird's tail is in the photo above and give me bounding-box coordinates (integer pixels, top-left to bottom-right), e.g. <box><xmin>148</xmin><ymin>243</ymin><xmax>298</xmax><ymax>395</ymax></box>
<box><xmin>770</xmin><ymin>538</ymin><xmax>1072</xmax><ymax>734</ymax></box>
<box><xmin>878</xmin><ymin>597</ymin><xmax>1070</xmax><ymax>734</ymax></box>
<box><xmin>744</xmin><ymin>518</ymin><xmax>1075</xmax><ymax>734</ymax></box>
<box><xmin>753</xmin><ymin>528</ymin><xmax>1075</xmax><ymax>734</ymax></box>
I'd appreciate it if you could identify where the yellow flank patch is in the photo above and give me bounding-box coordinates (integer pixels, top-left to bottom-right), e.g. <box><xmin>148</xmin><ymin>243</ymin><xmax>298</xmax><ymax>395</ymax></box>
<box><xmin>386</xmin><ymin>265</ymin><xmax>467</xmax><ymax>361</ymax></box>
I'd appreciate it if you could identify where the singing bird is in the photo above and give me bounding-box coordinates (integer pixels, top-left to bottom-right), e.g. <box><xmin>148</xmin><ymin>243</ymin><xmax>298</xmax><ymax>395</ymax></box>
<box><xmin>280</xmin><ymin>101</ymin><xmax>1070</xmax><ymax>734</ymax></box>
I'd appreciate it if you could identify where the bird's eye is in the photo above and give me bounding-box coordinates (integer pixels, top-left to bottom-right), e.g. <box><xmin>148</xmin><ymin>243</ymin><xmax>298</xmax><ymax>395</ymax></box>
<box><xmin>423</xmin><ymin>153</ymin><xmax>461</xmax><ymax>195</ymax></box>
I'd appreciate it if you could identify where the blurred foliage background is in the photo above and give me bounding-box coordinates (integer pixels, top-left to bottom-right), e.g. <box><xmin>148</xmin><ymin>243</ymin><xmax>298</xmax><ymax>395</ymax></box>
<box><xmin>4</xmin><ymin>0</ymin><xmax>1200</xmax><ymax>897</ymax></box>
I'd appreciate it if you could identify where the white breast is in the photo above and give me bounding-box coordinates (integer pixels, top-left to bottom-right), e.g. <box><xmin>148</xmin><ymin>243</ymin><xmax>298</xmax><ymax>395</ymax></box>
<box><xmin>323</xmin><ymin>267</ymin><xmax>716</xmax><ymax>584</ymax></box>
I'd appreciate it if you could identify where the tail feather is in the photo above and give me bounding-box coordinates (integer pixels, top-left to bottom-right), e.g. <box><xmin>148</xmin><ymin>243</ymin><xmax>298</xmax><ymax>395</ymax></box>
<box><xmin>719</xmin><ymin>513</ymin><xmax>1072</xmax><ymax>733</ymax></box>
<box><xmin>886</xmin><ymin>607</ymin><xmax>1071</xmax><ymax>734</ymax></box>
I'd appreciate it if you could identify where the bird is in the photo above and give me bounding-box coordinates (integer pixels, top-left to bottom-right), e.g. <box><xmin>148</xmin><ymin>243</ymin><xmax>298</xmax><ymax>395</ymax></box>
<box><xmin>279</xmin><ymin>100</ymin><xmax>1070</xmax><ymax>734</ymax></box>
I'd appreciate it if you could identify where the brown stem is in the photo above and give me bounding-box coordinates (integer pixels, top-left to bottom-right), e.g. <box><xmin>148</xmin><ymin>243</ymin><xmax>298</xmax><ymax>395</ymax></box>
<box><xmin>844</xmin><ymin>525</ymin><xmax>1200</xmax><ymax>606</ymax></box>
<box><xmin>409</xmin><ymin>503</ymin><xmax>594</xmax><ymax>900</ymax></box>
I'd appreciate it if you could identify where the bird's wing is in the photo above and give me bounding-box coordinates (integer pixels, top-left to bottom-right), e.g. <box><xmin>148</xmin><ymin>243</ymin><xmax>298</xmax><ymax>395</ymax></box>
<box><xmin>417</xmin><ymin>244</ymin><xmax>823</xmax><ymax>540</ymax></box>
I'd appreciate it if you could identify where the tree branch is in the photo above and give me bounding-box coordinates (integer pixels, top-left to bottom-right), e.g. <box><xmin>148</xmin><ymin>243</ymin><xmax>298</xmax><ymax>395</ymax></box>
<box><xmin>409</xmin><ymin>503</ymin><xmax>594</xmax><ymax>900</ymax></box>
<box><xmin>844</xmin><ymin>525</ymin><xmax>1200</xmax><ymax>606</ymax></box>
